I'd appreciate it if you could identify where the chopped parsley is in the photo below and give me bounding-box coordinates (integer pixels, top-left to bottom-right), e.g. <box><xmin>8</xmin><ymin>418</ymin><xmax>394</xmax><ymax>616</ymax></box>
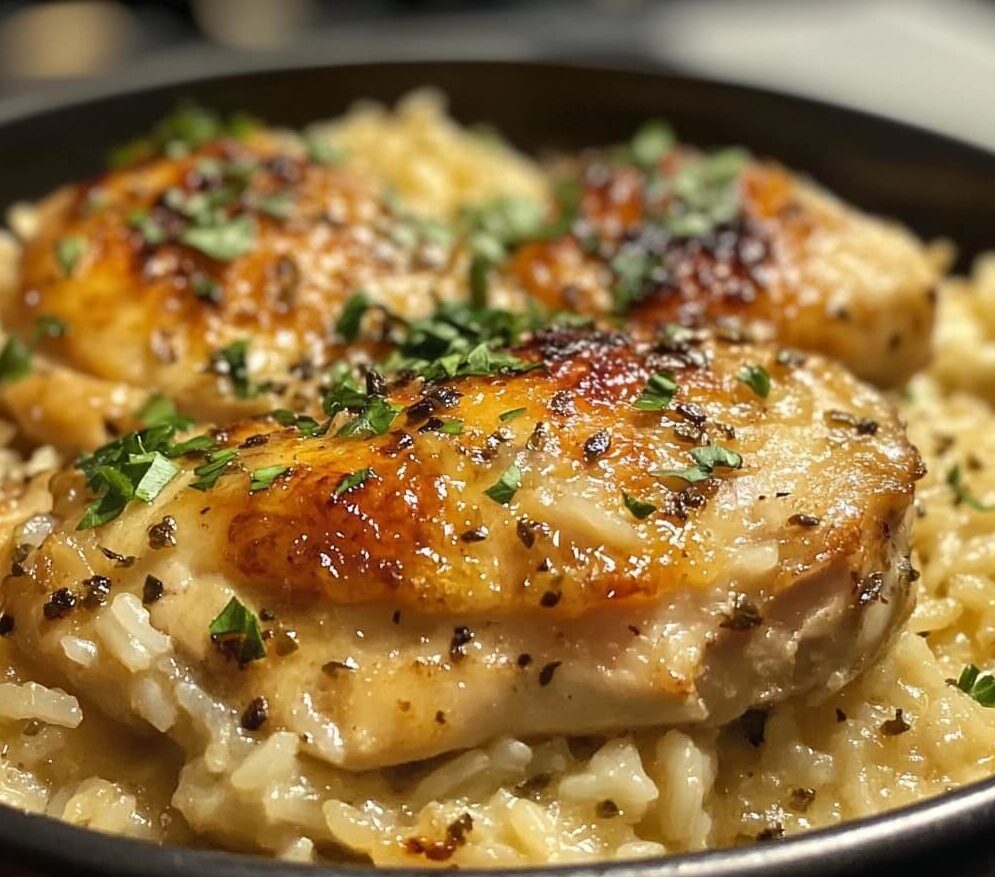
<box><xmin>76</xmin><ymin>442</ymin><xmax>180</xmax><ymax>530</ymax></box>
<box><xmin>338</xmin><ymin>396</ymin><xmax>402</xmax><ymax>438</ymax></box>
<box><xmin>190</xmin><ymin>449</ymin><xmax>239</xmax><ymax>491</ymax></box>
<box><xmin>248</xmin><ymin>465</ymin><xmax>289</xmax><ymax>493</ymax></box>
<box><xmin>31</xmin><ymin>315</ymin><xmax>69</xmax><ymax>343</ymax></box>
<box><xmin>179</xmin><ymin>214</ymin><xmax>255</xmax><ymax>262</ymax></box>
<box><xmin>305</xmin><ymin>136</ymin><xmax>345</xmax><ymax>166</ymax></box>
<box><xmin>271</xmin><ymin>409</ymin><xmax>325</xmax><ymax>438</ymax></box>
<box><xmin>108</xmin><ymin>102</ymin><xmax>258</xmax><ymax>168</ymax></box>
<box><xmin>210</xmin><ymin>340</ymin><xmax>255</xmax><ymax>399</ymax></box>
<box><xmin>248</xmin><ymin>191</ymin><xmax>293</xmax><ymax>220</ymax></box>
<box><xmin>956</xmin><ymin>664</ymin><xmax>995</xmax><ymax>706</ymax></box>
<box><xmin>610</xmin><ymin>245</ymin><xmax>661</xmax><ymax>312</ymax></box>
<box><xmin>0</xmin><ymin>336</ymin><xmax>31</xmax><ymax>383</ymax></box>
<box><xmin>499</xmin><ymin>407</ymin><xmax>527</xmax><ymax>423</ymax></box>
<box><xmin>946</xmin><ymin>465</ymin><xmax>995</xmax><ymax>511</ymax></box>
<box><xmin>654</xmin><ymin>443</ymin><xmax>743</xmax><ymax>485</ymax></box>
<box><xmin>136</xmin><ymin>393</ymin><xmax>193</xmax><ymax>430</ymax></box>
<box><xmin>208</xmin><ymin>597</ymin><xmax>266</xmax><ymax>665</ymax></box>
<box><xmin>484</xmin><ymin>464</ymin><xmax>522</xmax><ymax>505</ymax></box>
<box><xmin>439</xmin><ymin>419</ymin><xmax>464</xmax><ymax>435</ymax></box>
<box><xmin>664</xmin><ymin>149</ymin><xmax>747</xmax><ymax>237</ymax></box>
<box><xmin>622</xmin><ymin>491</ymin><xmax>657</xmax><ymax>519</ymax></box>
<box><xmin>632</xmin><ymin>372</ymin><xmax>678</xmax><ymax>411</ymax></box>
<box><xmin>334</xmin><ymin>467</ymin><xmax>373</xmax><ymax>497</ymax></box>
<box><xmin>335</xmin><ymin>291</ymin><xmax>371</xmax><ymax>342</ymax></box>
<box><xmin>55</xmin><ymin>236</ymin><xmax>86</xmax><ymax>277</ymax></box>
<box><xmin>627</xmin><ymin>120</ymin><xmax>676</xmax><ymax>169</ymax></box>
<box><xmin>737</xmin><ymin>363</ymin><xmax>771</xmax><ymax>399</ymax></box>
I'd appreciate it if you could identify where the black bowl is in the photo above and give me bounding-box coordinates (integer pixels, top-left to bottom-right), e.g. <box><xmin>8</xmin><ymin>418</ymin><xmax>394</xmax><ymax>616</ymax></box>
<box><xmin>3</xmin><ymin>60</ymin><xmax>995</xmax><ymax>877</ymax></box>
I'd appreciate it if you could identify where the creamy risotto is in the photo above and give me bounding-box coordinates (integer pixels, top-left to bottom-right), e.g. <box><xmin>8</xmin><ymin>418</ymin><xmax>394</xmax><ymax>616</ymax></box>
<box><xmin>0</xmin><ymin>92</ymin><xmax>991</xmax><ymax>868</ymax></box>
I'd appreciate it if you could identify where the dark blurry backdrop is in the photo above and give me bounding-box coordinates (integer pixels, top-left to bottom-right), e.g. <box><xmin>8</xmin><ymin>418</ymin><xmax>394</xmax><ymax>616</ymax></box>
<box><xmin>0</xmin><ymin>0</ymin><xmax>989</xmax><ymax>149</ymax></box>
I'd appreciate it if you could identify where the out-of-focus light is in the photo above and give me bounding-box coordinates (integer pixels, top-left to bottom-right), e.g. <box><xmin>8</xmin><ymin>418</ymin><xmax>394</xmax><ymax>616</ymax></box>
<box><xmin>193</xmin><ymin>0</ymin><xmax>318</xmax><ymax>50</ymax></box>
<box><xmin>0</xmin><ymin>1</ymin><xmax>138</xmax><ymax>79</ymax></box>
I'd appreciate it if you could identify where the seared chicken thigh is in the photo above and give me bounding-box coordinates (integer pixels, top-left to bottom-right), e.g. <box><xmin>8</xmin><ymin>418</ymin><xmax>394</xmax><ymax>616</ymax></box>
<box><xmin>1</xmin><ymin>113</ymin><xmax>941</xmax><ymax>454</ymax></box>
<box><xmin>1</xmin><ymin>327</ymin><xmax>922</xmax><ymax>770</ymax></box>
<box><xmin>510</xmin><ymin>136</ymin><xmax>941</xmax><ymax>387</ymax></box>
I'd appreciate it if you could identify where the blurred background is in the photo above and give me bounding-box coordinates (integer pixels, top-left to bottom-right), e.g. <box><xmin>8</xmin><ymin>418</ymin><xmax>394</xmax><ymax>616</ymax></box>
<box><xmin>0</xmin><ymin>0</ymin><xmax>989</xmax><ymax>148</ymax></box>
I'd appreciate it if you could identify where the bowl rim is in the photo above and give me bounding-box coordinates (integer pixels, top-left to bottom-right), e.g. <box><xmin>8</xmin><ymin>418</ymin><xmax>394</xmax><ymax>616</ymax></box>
<box><xmin>2</xmin><ymin>56</ymin><xmax>995</xmax><ymax>877</ymax></box>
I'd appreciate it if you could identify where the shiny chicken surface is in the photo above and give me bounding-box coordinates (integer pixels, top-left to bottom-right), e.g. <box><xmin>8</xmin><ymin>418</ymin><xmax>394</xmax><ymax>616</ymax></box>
<box><xmin>1</xmin><ymin>122</ymin><xmax>939</xmax><ymax>454</ymax></box>
<box><xmin>2</xmin><ymin>328</ymin><xmax>922</xmax><ymax>770</ymax></box>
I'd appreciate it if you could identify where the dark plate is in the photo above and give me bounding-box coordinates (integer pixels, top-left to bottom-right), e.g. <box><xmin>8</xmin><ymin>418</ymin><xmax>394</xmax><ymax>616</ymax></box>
<box><xmin>2</xmin><ymin>60</ymin><xmax>995</xmax><ymax>877</ymax></box>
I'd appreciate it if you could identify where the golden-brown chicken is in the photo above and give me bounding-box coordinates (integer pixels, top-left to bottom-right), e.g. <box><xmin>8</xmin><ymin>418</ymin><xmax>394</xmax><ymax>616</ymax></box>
<box><xmin>1</xmin><ymin>123</ymin><xmax>467</xmax><ymax>449</ymax></box>
<box><xmin>509</xmin><ymin>133</ymin><xmax>942</xmax><ymax>387</ymax></box>
<box><xmin>1</xmin><ymin>327</ymin><xmax>922</xmax><ymax>771</ymax></box>
<box><xmin>0</xmin><ymin>114</ymin><xmax>942</xmax><ymax>456</ymax></box>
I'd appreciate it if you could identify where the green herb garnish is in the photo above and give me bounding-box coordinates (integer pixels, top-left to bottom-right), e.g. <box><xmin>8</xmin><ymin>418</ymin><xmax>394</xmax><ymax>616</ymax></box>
<box><xmin>271</xmin><ymin>409</ymin><xmax>326</xmax><ymax>438</ymax></box>
<box><xmin>190</xmin><ymin>449</ymin><xmax>239</xmax><ymax>491</ymax></box>
<box><xmin>654</xmin><ymin>443</ymin><xmax>743</xmax><ymax>485</ymax></box>
<box><xmin>737</xmin><ymin>364</ymin><xmax>771</xmax><ymax>399</ymax></box>
<box><xmin>622</xmin><ymin>491</ymin><xmax>657</xmax><ymax>519</ymax></box>
<box><xmin>628</xmin><ymin>120</ymin><xmax>676</xmax><ymax>169</ymax></box>
<box><xmin>335</xmin><ymin>291</ymin><xmax>371</xmax><ymax>342</ymax></box>
<box><xmin>31</xmin><ymin>315</ymin><xmax>69</xmax><ymax>343</ymax></box>
<box><xmin>499</xmin><ymin>407</ymin><xmax>527</xmax><ymax>423</ymax></box>
<box><xmin>946</xmin><ymin>465</ymin><xmax>995</xmax><ymax>511</ymax></box>
<box><xmin>179</xmin><ymin>215</ymin><xmax>255</xmax><ymax>262</ymax></box>
<box><xmin>484</xmin><ymin>463</ymin><xmax>522</xmax><ymax>505</ymax></box>
<box><xmin>337</xmin><ymin>396</ymin><xmax>402</xmax><ymax>438</ymax></box>
<box><xmin>956</xmin><ymin>664</ymin><xmax>995</xmax><ymax>706</ymax></box>
<box><xmin>632</xmin><ymin>372</ymin><xmax>678</xmax><ymax>411</ymax></box>
<box><xmin>249</xmin><ymin>465</ymin><xmax>289</xmax><ymax>493</ymax></box>
<box><xmin>136</xmin><ymin>393</ymin><xmax>193</xmax><ymax>430</ymax></box>
<box><xmin>439</xmin><ymin>419</ymin><xmax>464</xmax><ymax>435</ymax></box>
<box><xmin>334</xmin><ymin>467</ymin><xmax>373</xmax><ymax>497</ymax></box>
<box><xmin>208</xmin><ymin>596</ymin><xmax>266</xmax><ymax>665</ymax></box>
<box><xmin>210</xmin><ymin>340</ymin><xmax>255</xmax><ymax>399</ymax></box>
<box><xmin>55</xmin><ymin>236</ymin><xmax>86</xmax><ymax>277</ymax></box>
<box><xmin>0</xmin><ymin>337</ymin><xmax>31</xmax><ymax>383</ymax></box>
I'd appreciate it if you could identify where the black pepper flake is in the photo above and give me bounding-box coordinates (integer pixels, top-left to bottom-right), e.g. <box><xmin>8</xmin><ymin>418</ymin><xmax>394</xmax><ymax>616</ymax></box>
<box><xmin>517</xmin><ymin>653</ymin><xmax>533</xmax><ymax>668</ymax></box>
<box><xmin>674</xmin><ymin>402</ymin><xmax>707</xmax><ymax>426</ymax></box>
<box><xmin>856</xmin><ymin>418</ymin><xmax>879</xmax><ymax>436</ymax></box>
<box><xmin>391</xmin><ymin>610</ymin><xmax>401</xmax><ymax>624</ymax></box>
<box><xmin>460</xmin><ymin>527</ymin><xmax>488</xmax><ymax>543</ymax></box>
<box><xmin>880</xmin><ymin>708</ymin><xmax>911</xmax><ymax>736</ymax></box>
<box><xmin>835</xmin><ymin>708</ymin><xmax>847</xmax><ymax>722</ymax></box>
<box><xmin>240</xmin><ymin>696</ymin><xmax>269</xmax><ymax>731</ymax></box>
<box><xmin>259</xmin><ymin>608</ymin><xmax>275</xmax><ymax>621</ymax></box>
<box><xmin>435</xmin><ymin>710</ymin><xmax>446</xmax><ymax>725</ymax></box>
<box><xmin>855</xmin><ymin>572</ymin><xmax>885</xmax><ymax>606</ymax></box>
<box><xmin>539</xmin><ymin>590</ymin><xmax>561</xmax><ymax>608</ymax></box>
<box><xmin>740</xmin><ymin>708</ymin><xmax>768</xmax><ymax>747</ymax></box>
<box><xmin>43</xmin><ymin>588</ymin><xmax>77</xmax><ymax>620</ymax></box>
<box><xmin>10</xmin><ymin>543</ymin><xmax>31</xmax><ymax>577</ymax></box>
<box><xmin>322</xmin><ymin>657</ymin><xmax>359</xmax><ymax>675</ymax></box>
<box><xmin>419</xmin><ymin>417</ymin><xmax>444</xmax><ymax>433</ymax></box>
<box><xmin>365</xmin><ymin>370</ymin><xmax>387</xmax><ymax>397</ymax></box>
<box><xmin>526</xmin><ymin>421</ymin><xmax>550</xmax><ymax>452</ymax></box>
<box><xmin>538</xmin><ymin>660</ymin><xmax>562</xmax><ymax>687</ymax></box>
<box><xmin>238</xmin><ymin>433</ymin><xmax>270</xmax><ymax>449</ymax></box>
<box><xmin>82</xmin><ymin>575</ymin><xmax>111</xmax><ymax>608</ymax></box>
<box><xmin>447</xmin><ymin>813</ymin><xmax>473</xmax><ymax>847</ymax></box>
<box><xmin>790</xmin><ymin>787</ymin><xmax>816</xmax><ymax>812</ymax></box>
<box><xmin>449</xmin><ymin>626</ymin><xmax>474</xmax><ymax>662</ymax></box>
<box><xmin>756</xmin><ymin>823</ymin><xmax>784</xmax><ymax>842</ymax></box>
<box><xmin>98</xmin><ymin>546</ymin><xmax>136</xmax><ymax>567</ymax></box>
<box><xmin>595</xmin><ymin>799</ymin><xmax>620</xmax><ymax>819</ymax></box>
<box><xmin>147</xmin><ymin>515</ymin><xmax>178</xmax><ymax>550</ymax></box>
<box><xmin>787</xmin><ymin>513</ymin><xmax>821</xmax><ymax>527</ymax></box>
<box><xmin>0</xmin><ymin>613</ymin><xmax>13</xmax><ymax>636</ymax></box>
<box><xmin>516</xmin><ymin>519</ymin><xmax>537</xmax><ymax>548</ymax></box>
<box><xmin>583</xmin><ymin>429</ymin><xmax>611</xmax><ymax>460</ymax></box>
<box><xmin>142</xmin><ymin>575</ymin><xmax>165</xmax><ymax>605</ymax></box>
<box><xmin>720</xmin><ymin>593</ymin><xmax>763</xmax><ymax>630</ymax></box>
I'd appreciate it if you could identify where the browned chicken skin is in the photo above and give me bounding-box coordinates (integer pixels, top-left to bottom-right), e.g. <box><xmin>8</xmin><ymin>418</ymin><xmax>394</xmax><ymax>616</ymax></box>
<box><xmin>2</xmin><ymin>327</ymin><xmax>922</xmax><ymax>769</ymax></box>
<box><xmin>0</xmin><ymin>121</ymin><xmax>940</xmax><ymax>454</ymax></box>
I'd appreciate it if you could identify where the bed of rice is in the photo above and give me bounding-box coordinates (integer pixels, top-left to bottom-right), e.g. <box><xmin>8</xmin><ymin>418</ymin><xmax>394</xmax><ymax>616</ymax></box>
<box><xmin>2</xmin><ymin>93</ymin><xmax>995</xmax><ymax>867</ymax></box>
